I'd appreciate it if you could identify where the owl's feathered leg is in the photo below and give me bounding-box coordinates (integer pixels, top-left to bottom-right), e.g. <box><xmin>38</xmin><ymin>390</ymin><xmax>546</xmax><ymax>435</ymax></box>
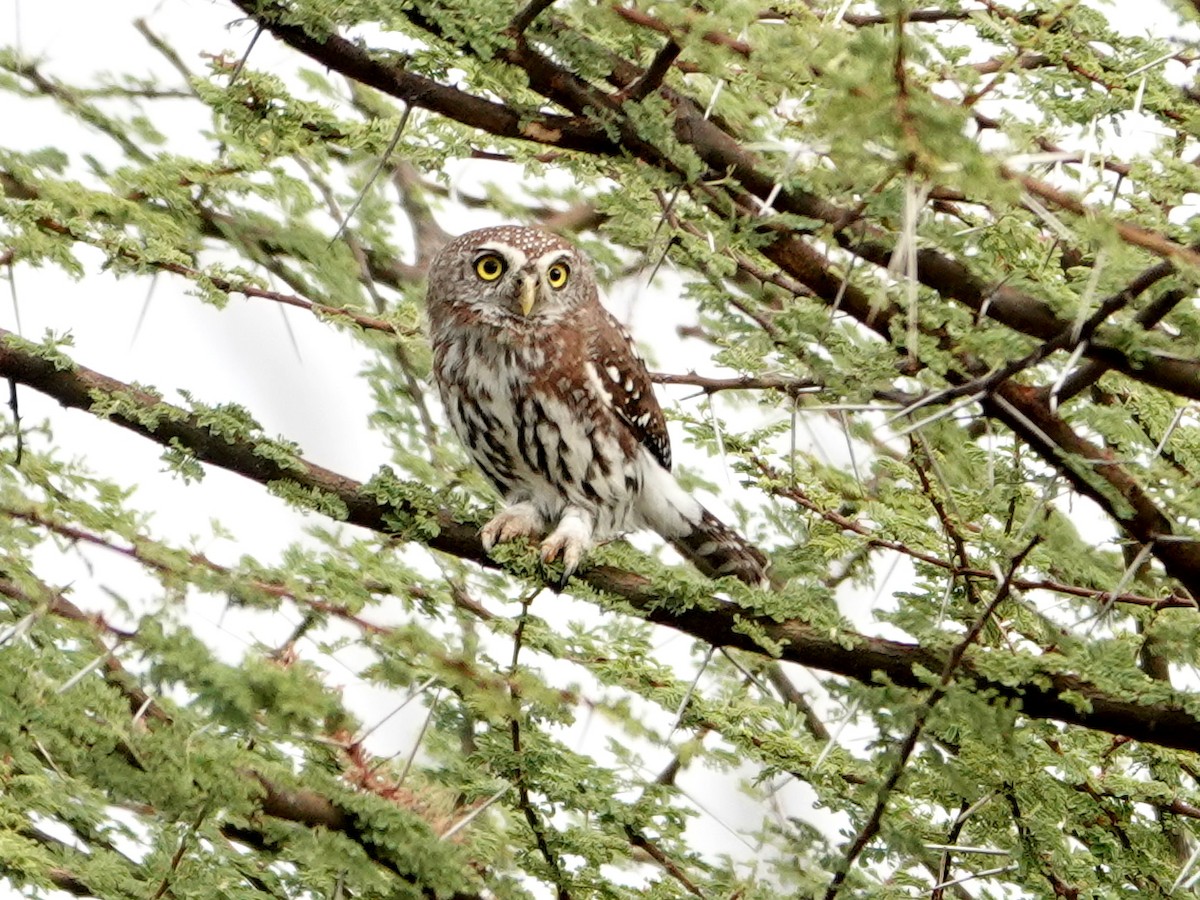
<box><xmin>480</xmin><ymin>501</ymin><xmax>547</xmax><ymax>551</ymax></box>
<box><xmin>539</xmin><ymin>505</ymin><xmax>595</xmax><ymax>580</ymax></box>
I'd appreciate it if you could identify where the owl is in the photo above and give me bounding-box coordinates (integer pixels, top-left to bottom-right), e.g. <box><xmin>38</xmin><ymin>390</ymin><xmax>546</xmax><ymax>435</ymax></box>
<box><xmin>426</xmin><ymin>225</ymin><xmax>769</xmax><ymax>587</ymax></box>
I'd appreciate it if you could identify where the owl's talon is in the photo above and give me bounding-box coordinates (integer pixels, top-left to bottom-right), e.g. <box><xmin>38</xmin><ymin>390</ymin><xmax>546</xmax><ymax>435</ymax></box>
<box><xmin>538</xmin><ymin>534</ymin><xmax>583</xmax><ymax>580</ymax></box>
<box><xmin>539</xmin><ymin>510</ymin><xmax>593</xmax><ymax>581</ymax></box>
<box><xmin>481</xmin><ymin>503</ymin><xmax>544</xmax><ymax>552</ymax></box>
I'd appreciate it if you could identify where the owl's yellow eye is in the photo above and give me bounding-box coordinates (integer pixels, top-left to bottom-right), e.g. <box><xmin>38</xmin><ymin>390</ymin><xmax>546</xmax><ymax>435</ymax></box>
<box><xmin>475</xmin><ymin>254</ymin><xmax>506</xmax><ymax>281</ymax></box>
<box><xmin>546</xmin><ymin>262</ymin><xmax>570</xmax><ymax>289</ymax></box>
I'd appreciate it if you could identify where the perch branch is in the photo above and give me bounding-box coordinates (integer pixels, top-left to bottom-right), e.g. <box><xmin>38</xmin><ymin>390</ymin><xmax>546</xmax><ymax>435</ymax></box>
<box><xmin>2</xmin><ymin>331</ymin><xmax>1199</xmax><ymax>753</ymax></box>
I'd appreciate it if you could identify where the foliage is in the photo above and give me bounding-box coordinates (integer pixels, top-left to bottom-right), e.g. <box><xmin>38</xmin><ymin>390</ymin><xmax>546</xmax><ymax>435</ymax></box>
<box><xmin>3</xmin><ymin>0</ymin><xmax>1200</xmax><ymax>897</ymax></box>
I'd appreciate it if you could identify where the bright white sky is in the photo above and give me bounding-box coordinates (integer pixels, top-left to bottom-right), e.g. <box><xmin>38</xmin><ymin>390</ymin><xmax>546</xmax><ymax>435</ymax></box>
<box><xmin>1</xmin><ymin>0</ymin><xmax>1196</xmax><ymax>895</ymax></box>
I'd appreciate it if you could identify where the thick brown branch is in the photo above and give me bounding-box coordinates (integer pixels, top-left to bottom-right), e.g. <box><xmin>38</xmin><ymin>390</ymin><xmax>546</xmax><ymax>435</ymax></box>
<box><xmin>3</xmin><ymin>331</ymin><xmax>1200</xmax><ymax>753</ymax></box>
<box><xmin>510</xmin><ymin>0</ymin><xmax>557</xmax><ymax>34</ymax></box>
<box><xmin>1056</xmin><ymin>285</ymin><xmax>1188</xmax><ymax>403</ymax></box>
<box><xmin>227</xmin><ymin>0</ymin><xmax>611</xmax><ymax>154</ymax></box>
<box><xmin>619</xmin><ymin>39</ymin><xmax>682</xmax><ymax>102</ymax></box>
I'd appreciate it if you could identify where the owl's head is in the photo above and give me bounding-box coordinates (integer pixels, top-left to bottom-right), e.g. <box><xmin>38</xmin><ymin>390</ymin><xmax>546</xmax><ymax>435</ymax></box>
<box><xmin>426</xmin><ymin>225</ymin><xmax>594</xmax><ymax>325</ymax></box>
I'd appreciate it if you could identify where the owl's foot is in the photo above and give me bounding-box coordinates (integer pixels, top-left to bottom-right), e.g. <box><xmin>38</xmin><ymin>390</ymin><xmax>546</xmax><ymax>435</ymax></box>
<box><xmin>481</xmin><ymin>502</ymin><xmax>545</xmax><ymax>551</ymax></box>
<box><xmin>539</xmin><ymin>507</ymin><xmax>595</xmax><ymax>582</ymax></box>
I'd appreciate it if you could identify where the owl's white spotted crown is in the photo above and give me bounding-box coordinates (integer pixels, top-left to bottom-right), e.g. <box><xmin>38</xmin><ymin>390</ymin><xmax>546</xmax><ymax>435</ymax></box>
<box><xmin>446</xmin><ymin>225</ymin><xmax>574</xmax><ymax>257</ymax></box>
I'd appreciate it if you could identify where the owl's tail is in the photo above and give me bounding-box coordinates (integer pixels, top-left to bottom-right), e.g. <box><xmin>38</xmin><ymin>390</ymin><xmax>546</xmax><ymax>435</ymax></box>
<box><xmin>636</xmin><ymin>458</ymin><xmax>772</xmax><ymax>587</ymax></box>
<box><xmin>671</xmin><ymin>507</ymin><xmax>772</xmax><ymax>588</ymax></box>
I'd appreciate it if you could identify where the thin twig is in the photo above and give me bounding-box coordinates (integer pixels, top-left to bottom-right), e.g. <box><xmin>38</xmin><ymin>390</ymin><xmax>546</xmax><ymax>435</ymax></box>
<box><xmin>508</xmin><ymin>597</ymin><xmax>571</xmax><ymax>899</ymax></box>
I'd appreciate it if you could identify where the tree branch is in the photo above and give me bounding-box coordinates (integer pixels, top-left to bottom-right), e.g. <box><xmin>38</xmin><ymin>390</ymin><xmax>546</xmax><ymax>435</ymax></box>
<box><xmin>3</xmin><ymin>331</ymin><xmax>1200</xmax><ymax>753</ymax></box>
<box><xmin>227</xmin><ymin>0</ymin><xmax>610</xmax><ymax>154</ymax></box>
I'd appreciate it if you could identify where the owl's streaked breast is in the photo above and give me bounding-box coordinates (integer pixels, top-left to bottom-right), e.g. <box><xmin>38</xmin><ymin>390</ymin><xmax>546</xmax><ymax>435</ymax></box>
<box><xmin>433</xmin><ymin>320</ymin><xmax>641</xmax><ymax>537</ymax></box>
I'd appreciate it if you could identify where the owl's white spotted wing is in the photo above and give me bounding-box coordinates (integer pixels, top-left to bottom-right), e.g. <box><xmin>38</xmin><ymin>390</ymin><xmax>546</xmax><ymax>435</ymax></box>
<box><xmin>589</xmin><ymin>311</ymin><xmax>672</xmax><ymax>471</ymax></box>
<box><xmin>586</xmin><ymin>309</ymin><xmax>769</xmax><ymax>585</ymax></box>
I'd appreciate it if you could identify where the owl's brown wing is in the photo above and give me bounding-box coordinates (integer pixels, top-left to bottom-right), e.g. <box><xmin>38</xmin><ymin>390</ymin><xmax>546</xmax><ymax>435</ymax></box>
<box><xmin>589</xmin><ymin>311</ymin><xmax>673</xmax><ymax>471</ymax></box>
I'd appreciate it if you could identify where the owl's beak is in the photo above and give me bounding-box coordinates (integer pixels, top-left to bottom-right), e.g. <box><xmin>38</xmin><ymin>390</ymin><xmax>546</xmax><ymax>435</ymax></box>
<box><xmin>518</xmin><ymin>274</ymin><xmax>537</xmax><ymax>316</ymax></box>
